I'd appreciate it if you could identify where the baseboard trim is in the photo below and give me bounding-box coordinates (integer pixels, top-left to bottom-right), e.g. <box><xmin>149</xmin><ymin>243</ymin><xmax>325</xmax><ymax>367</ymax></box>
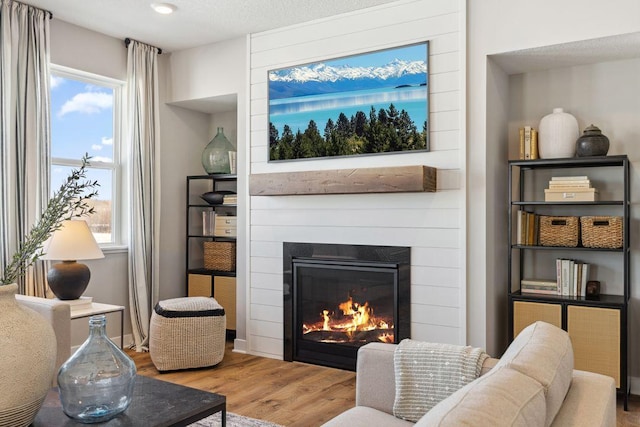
<box><xmin>233</xmin><ymin>338</ymin><xmax>247</xmax><ymax>353</ymax></box>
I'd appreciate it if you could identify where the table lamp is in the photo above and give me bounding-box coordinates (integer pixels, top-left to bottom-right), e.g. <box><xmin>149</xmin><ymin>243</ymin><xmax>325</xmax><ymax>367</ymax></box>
<box><xmin>42</xmin><ymin>219</ymin><xmax>105</xmax><ymax>300</ymax></box>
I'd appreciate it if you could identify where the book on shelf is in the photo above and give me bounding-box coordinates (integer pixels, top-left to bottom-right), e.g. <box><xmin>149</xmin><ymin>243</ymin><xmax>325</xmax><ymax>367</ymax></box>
<box><xmin>530</xmin><ymin>129</ymin><xmax>538</xmax><ymax>159</ymax></box>
<box><xmin>580</xmin><ymin>263</ymin><xmax>589</xmax><ymax>297</ymax></box>
<box><xmin>520</xmin><ymin>126</ymin><xmax>539</xmax><ymax>160</ymax></box>
<box><xmin>551</xmin><ymin>176</ymin><xmax>589</xmax><ymax>181</ymax></box>
<box><xmin>555</xmin><ymin>259</ymin><xmax>590</xmax><ymax>297</ymax></box>
<box><xmin>222</xmin><ymin>194</ymin><xmax>237</xmax><ymax>204</ymax></box>
<box><xmin>521</xmin><ymin>279</ymin><xmax>557</xmax><ymax>287</ymax></box>
<box><xmin>516</xmin><ymin>211</ymin><xmax>539</xmax><ymax>245</ymax></box>
<box><xmin>544</xmin><ymin>188</ymin><xmax>598</xmax><ymax>202</ymax></box>
<box><xmin>521</xmin><ymin>288</ymin><xmax>559</xmax><ymax>295</ymax></box>
<box><xmin>548</xmin><ymin>179</ymin><xmax>591</xmax><ymax>187</ymax></box>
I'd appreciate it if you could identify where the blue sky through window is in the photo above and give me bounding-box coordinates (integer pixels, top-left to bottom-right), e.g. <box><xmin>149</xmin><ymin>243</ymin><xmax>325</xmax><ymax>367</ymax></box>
<box><xmin>50</xmin><ymin>75</ymin><xmax>114</xmax><ymax>201</ymax></box>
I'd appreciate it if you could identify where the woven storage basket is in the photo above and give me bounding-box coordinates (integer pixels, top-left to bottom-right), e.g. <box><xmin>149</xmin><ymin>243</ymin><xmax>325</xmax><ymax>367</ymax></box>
<box><xmin>580</xmin><ymin>216</ymin><xmax>623</xmax><ymax>249</ymax></box>
<box><xmin>204</xmin><ymin>241</ymin><xmax>236</xmax><ymax>271</ymax></box>
<box><xmin>539</xmin><ymin>216</ymin><xmax>579</xmax><ymax>247</ymax></box>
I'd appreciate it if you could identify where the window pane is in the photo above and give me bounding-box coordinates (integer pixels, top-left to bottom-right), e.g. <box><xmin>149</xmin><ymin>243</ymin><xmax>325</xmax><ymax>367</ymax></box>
<box><xmin>50</xmin><ymin>75</ymin><xmax>114</xmax><ymax>162</ymax></box>
<box><xmin>50</xmin><ymin>166</ymin><xmax>113</xmax><ymax>244</ymax></box>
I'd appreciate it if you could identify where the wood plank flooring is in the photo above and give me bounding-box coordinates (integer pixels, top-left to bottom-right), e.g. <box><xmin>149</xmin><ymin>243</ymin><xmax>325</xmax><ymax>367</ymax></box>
<box><xmin>129</xmin><ymin>342</ymin><xmax>355</xmax><ymax>426</ymax></box>
<box><xmin>128</xmin><ymin>342</ymin><xmax>639</xmax><ymax>427</ymax></box>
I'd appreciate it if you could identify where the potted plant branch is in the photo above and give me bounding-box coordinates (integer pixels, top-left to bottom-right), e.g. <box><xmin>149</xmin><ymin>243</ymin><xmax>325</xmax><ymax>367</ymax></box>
<box><xmin>0</xmin><ymin>154</ymin><xmax>100</xmax><ymax>427</ymax></box>
<box><xmin>1</xmin><ymin>154</ymin><xmax>99</xmax><ymax>286</ymax></box>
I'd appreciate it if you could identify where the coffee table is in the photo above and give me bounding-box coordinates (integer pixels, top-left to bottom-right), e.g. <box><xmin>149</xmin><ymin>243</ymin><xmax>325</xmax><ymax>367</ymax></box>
<box><xmin>33</xmin><ymin>375</ymin><xmax>226</xmax><ymax>426</ymax></box>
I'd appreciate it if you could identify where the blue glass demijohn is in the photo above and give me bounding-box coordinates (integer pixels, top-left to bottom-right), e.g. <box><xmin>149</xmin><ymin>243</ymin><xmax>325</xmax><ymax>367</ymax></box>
<box><xmin>57</xmin><ymin>315</ymin><xmax>136</xmax><ymax>423</ymax></box>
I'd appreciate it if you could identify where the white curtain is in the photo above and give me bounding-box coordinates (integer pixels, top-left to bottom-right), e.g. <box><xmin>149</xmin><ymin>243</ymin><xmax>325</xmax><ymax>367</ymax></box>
<box><xmin>0</xmin><ymin>0</ymin><xmax>50</xmax><ymax>296</ymax></box>
<box><xmin>126</xmin><ymin>39</ymin><xmax>160</xmax><ymax>351</ymax></box>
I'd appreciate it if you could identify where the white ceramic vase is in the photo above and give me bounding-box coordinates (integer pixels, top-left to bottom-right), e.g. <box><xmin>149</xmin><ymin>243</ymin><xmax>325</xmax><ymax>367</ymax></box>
<box><xmin>538</xmin><ymin>108</ymin><xmax>579</xmax><ymax>159</ymax></box>
<box><xmin>0</xmin><ymin>284</ymin><xmax>57</xmax><ymax>427</ymax></box>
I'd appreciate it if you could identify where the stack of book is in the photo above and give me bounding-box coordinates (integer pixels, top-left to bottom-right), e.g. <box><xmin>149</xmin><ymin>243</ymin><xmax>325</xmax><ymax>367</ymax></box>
<box><xmin>556</xmin><ymin>259</ymin><xmax>590</xmax><ymax>297</ymax></box>
<box><xmin>222</xmin><ymin>193</ymin><xmax>237</xmax><ymax>205</ymax></box>
<box><xmin>544</xmin><ymin>176</ymin><xmax>598</xmax><ymax>202</ymax></box>
<box><xmin>518</xmin><ymin>126</ymin><xmax>539</xmax><ymax>160</ymax></box>
<box><xmin>521</xmin><ymin>279</ymin><xmax>558</xmax><ymax>295</ymax></box>
<box><xmin>516</xmin><ymin>211</ymin><xmax>539</xmax><ymax>245</ymax></box>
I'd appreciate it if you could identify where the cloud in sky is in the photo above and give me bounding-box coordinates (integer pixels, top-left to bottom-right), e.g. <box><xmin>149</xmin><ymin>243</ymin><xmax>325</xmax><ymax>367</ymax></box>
<box><xmin>50</xmin><ymin>75</ymin><xmax>64</xmax><ymax>89</ymax></box>
<box><xmin>102</xmin><ymin>137</ymin><xmax>113</xmax><ymax>146</ymax></box>
<box><xmin>91</xmin><ymin>156</ymin><xmax>113</xmax><ymax>163</ymax></box>
<box><xmin>91</xmin><ymin>144</ymin><xmax>102</xmax><ymax>151</ymax></box>
<box><xmin>58</xmin><ymin>92</ymin><xmax>112</xmax><ymax>117</ymax></box>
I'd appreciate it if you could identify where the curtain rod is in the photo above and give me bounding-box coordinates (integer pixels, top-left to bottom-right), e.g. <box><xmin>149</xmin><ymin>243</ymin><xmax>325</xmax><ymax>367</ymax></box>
<box><xmin>124</xmin><ymin>38</ymin><xmax>162</xmax><ymax>55</ymax></box>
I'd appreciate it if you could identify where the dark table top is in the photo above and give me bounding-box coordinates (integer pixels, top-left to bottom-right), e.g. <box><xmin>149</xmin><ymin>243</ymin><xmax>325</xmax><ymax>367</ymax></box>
<box><xmin>33</xmin><ymin>375</ymin><xmax>226</xmax><ymax>427</ymax></box>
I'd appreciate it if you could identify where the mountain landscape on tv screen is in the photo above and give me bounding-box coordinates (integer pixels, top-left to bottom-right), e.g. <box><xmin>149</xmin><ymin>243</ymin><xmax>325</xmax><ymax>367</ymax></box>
<box><xmin>269</xmin><ymin>59</ymin><xmax>427</xmax><ymax>100</ymax></box>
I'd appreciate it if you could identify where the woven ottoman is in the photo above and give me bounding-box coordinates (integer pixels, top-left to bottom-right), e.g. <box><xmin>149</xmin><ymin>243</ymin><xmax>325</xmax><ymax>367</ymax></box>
<box><xmin>150</xmin><ymin>297</ymin><xmax>226</xmax><ymax>371</ymax></box>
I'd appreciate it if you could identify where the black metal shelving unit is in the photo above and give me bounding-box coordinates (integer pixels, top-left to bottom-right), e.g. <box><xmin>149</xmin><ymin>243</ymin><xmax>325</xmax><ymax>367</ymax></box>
<box><xmin>185</xmin><ymin>174</ymin><xmax>237</xmax><ymax>292</ymax></box>
<box><xmin>507</xmin><ymin>155</ymin><xmax>630</xmax><ymax>410</ymax></box>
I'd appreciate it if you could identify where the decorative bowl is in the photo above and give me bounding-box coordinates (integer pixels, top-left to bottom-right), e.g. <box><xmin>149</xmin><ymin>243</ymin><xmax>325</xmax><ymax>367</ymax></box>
<box><xmin>200</xmin><ymin>192</ymin><xmax>224</xmax><ymax>205</ymax></box>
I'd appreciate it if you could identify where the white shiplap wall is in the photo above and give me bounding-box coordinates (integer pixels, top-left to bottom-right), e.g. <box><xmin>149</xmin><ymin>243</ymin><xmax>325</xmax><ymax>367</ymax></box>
<box><xmin>248</xmin><ymin>0</ymin><xmax>466</xmax><ymax>358</ymax></box>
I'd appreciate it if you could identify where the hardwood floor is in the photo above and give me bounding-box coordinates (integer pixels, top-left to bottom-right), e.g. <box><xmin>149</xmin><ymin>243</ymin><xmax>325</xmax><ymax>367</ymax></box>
<box><xmin>128</xmin><ymin>341</ymin><xmax>355</xmax><ymax>426</ymax></box>
<box><xmin>129</xmin><ymin>342</ymin><xmax>639</xmax><ymax>426</ymax></box>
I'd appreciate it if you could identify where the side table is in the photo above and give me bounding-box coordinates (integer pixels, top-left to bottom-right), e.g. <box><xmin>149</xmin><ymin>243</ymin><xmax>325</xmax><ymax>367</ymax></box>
<box><xmin>70</xmin><ymin>302</ymin><xmax>125</xmax><ymax>348</ymax></box>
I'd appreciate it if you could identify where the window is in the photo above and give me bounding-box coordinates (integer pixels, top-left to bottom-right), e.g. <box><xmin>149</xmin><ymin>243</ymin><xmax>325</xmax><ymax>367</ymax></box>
<box><xmin>50</xmin><ymin>66</ymin><xmax>125</xmax><ymax>247</ymax></box>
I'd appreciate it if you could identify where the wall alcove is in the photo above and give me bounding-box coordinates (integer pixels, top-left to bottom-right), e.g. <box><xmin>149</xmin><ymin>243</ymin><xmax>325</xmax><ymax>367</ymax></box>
<box><xmin>485</xmin><ymin>31</ymin><xmax>640</xmax><ymax>395</ymax></box>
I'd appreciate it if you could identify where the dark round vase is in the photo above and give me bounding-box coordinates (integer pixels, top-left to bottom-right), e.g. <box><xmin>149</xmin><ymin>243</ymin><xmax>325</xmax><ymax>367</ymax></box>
<box><xmin>575</xmin><ymin>124</ymin><xmax>609</xmax><ymax>157</ymax></box>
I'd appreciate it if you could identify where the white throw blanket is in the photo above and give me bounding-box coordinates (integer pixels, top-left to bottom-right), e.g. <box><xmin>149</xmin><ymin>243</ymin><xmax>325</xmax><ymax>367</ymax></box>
<box><xmin>393</xmin><ymin>339</ymin><xmax>489</xmax><ymax>422</ymax></box>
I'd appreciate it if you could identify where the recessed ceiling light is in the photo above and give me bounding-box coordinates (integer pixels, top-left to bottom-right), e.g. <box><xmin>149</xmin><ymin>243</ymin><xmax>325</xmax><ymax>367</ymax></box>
<box><xmin>151</xmin><ymin>3</ymin><xmax>177</xmax><ymax>14</ymax></box>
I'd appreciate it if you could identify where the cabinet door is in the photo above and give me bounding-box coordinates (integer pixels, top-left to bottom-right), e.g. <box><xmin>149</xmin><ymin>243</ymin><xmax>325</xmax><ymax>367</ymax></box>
<box><xmin>214</xmin><ymin>276</ymin><xmax>236</xmax><ymax>330</ymax></box>
<box><xmin>513</xmin><ymin>301</ymin><xmax>562</xmax><ymax>337</ymax></box>
<box><xmin>567</xmin><ymin>306</ymin><xmax>620</xmax><ymax>387</ymax></box>
<box><xmin>188</xmin><ymin>274</ymin><xmax>212</xmax><ymax>297</ymax></box>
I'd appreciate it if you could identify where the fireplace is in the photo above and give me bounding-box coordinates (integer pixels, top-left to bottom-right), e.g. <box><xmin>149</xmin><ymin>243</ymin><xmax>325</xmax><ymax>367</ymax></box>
<box><xmin>283</xmin><ymin>242</ymin><xmax>410</xmax><ymax>370</ymax></box>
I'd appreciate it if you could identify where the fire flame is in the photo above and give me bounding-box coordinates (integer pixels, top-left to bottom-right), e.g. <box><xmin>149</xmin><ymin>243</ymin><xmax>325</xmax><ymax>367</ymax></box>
<box><xmin>302</xmin><ymin>294</ymin><xmax>393</xmax><ymax>343</ymax></box>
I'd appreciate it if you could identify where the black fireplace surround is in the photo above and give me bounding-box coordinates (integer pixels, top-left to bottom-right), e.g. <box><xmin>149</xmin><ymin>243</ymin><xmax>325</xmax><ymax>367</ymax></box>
<box><xmin>283</xmin><ymin>242</ymin><xmax>410</xmax><ymax>371</ymax></box>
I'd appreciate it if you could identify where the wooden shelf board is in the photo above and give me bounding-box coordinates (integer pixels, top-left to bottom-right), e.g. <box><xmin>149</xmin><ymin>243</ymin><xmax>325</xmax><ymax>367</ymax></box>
<box><xmin>249</xmin><ymin>165</ymin><xmax>436</xmax><ymax>196</ymax></box>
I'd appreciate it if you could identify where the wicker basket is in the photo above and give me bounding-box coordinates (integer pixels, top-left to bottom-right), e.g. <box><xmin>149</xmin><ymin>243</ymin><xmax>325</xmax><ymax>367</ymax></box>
<box><xmin>203</xmin><ymin>241</ymin><xmax>236</xmax><ymax>271</ymax></box>
<box><xmin>580</xmin><ymin>216</ymin><xmax>623</xmax><ymax>249</ymax></box>
<box><xmin>539</xmin><ymin>216</ymin><xmax>579</xmax><ymax>247</ymax></box>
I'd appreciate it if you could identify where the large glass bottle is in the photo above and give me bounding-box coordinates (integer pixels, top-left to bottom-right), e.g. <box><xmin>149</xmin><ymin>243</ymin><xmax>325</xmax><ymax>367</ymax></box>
<box><xmin>202</xmin><ymin>127</ymin><xmax>234</xmax><ymax>174</ymax></box>
<box><xmin>57</xmin><ymin>315</ymin><xmax>136</xmax><ymax>423</ymax></box>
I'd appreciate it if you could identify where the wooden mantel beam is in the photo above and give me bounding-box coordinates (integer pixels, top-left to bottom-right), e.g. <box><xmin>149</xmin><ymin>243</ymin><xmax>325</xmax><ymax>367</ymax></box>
<box><xmin>249</xmin><ymin>165</ymin><xmax>436</xmax><ymax>196</ymax></box>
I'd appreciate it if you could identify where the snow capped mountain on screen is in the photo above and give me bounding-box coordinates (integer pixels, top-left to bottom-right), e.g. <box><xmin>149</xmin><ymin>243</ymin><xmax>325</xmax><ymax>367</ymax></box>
<box><xmin>269</xmin><ymin>59</ymin><xmax>426</xmax><ymax>83</ymax></box>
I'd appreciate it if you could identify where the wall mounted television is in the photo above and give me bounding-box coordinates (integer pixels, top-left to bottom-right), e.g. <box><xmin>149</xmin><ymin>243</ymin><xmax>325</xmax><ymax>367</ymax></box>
<box><xmin>268</xmin><ymin>41</ymin><xmax>429</xmax><ymax>162</ymax></box>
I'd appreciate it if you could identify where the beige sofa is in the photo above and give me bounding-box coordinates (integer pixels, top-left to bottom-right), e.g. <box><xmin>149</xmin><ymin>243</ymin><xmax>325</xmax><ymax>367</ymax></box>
<box><xmin>15</xmin><ymin>295</ymin><xmax>71</xmax><ymax>383</ymax></box>
<box><xmin>323</xmin><ymin>321</ymin><xmax>616</xmax><ymax>427</ymax></box>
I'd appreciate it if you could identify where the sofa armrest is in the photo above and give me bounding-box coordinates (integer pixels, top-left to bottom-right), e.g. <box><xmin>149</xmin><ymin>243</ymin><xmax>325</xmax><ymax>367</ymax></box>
<box><xmin>15</xmin><ymin>295</ymin><xmax>71</xmax><ymax>380</ymax></box>
<box><xmin>355</xmin><ymin>343</ymin><xmax>397</xmax><ymax>414</ymax></box>
<box><xmin>551</xmin><ymin>370</ymin><xmax>616</xmax><ymax>427</ymax></box>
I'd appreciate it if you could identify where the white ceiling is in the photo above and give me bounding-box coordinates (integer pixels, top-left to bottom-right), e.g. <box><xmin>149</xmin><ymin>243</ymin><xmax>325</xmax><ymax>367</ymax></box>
<box><xmin>23</xmin><ymin>0</ymin><xmax>399</xmax><ymax>53</ymax></box>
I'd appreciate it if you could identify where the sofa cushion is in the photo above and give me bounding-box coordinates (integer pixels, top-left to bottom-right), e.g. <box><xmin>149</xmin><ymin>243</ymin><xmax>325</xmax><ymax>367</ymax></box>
<box><xmin>550</xmin><ymin>370</ymin><xmax>616</xmax><ymax>427</ymax></box>
<box><xmin>494</xmin><ymin>321</ymin><xmax>573</xmax><ymax>427</ymax></box>
<box><xmin>321</xmin><ymin>406</ymin><xmax>413</xmax><ymax>427</ymax></box>
<box><xmin>415</xmin><ymin>367</ymin><xmax>546</xmax><ymax>426</ymax></box>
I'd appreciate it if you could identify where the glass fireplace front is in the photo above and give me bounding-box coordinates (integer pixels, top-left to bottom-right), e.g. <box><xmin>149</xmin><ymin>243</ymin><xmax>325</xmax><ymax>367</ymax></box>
<box><xmin>283</xmin><ymin>243</ymin><xmax>410</xmax><ymax>371</ymax></box>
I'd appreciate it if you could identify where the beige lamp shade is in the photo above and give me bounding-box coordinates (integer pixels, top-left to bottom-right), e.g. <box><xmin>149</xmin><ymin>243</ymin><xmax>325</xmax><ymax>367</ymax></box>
<box><xmin>42</xmin><ymin>220</ymin><xmax>104</xmax><ymax>300</ymax></box>
<box><xmin>42</xmin><ymin>220</ymin><xmax>104</xmax><ymax>261</ymax></box>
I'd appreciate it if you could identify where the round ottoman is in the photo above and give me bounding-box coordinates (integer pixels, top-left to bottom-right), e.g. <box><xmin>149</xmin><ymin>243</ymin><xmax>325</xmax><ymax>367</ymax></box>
<box><xmin>150</xmin><ymin>297</ymin><xmax>226</xmax><ymax>371</ymax></box>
